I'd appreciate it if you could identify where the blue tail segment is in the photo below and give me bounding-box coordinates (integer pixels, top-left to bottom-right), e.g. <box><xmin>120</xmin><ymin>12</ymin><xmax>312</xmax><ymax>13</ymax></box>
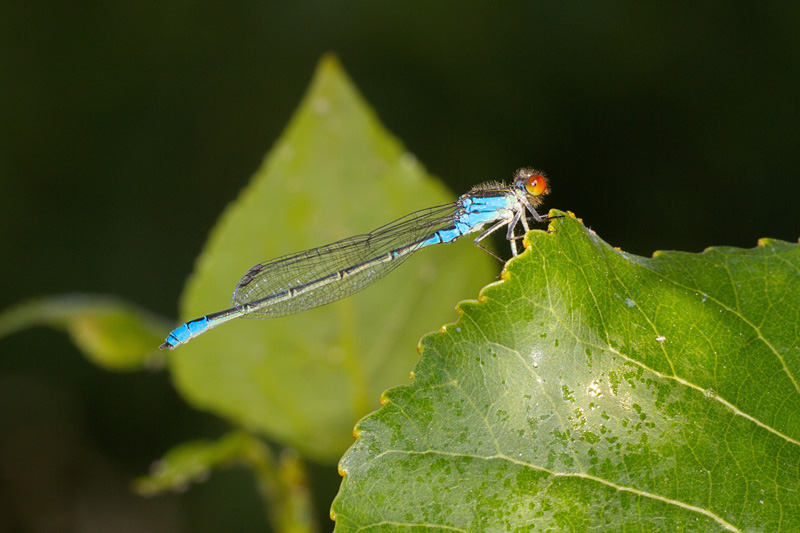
<box><xmin>160</xmin><ymin>316</ymin><xmax>211</xmax><ymax>350</ymax></box>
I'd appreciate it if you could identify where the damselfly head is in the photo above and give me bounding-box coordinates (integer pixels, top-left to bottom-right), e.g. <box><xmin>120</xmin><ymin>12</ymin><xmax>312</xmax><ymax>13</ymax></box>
<box><xmin>514</xmin><ymin>168</ymin><xmax>549</xmax><ymax>201</ymax></box>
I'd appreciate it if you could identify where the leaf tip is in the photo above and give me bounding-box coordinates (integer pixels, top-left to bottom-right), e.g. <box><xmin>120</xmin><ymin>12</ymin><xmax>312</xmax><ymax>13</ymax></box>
<box><xmin>318</xmin><ymin>52</ymin><xmax>343</xmax><ymax>72</ymax></box>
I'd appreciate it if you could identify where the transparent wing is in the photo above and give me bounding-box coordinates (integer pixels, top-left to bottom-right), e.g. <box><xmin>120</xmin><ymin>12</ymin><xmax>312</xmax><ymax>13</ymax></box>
<box><xmin>231</xmin><ymin>202</ymin><xmax>462</xmax><ymax>318</ymax></box>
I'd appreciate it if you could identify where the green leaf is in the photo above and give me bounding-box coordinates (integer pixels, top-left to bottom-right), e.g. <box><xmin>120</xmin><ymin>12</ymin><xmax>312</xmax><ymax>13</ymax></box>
<box><xmin>168</xmin><ymin>55</ymin><xmax>495</xmax><ymax>463</ymax></box>
<box><xmin>0</xmin><ymin>294</ymin><xmax>167</xmax><ymax>370</ymax></box>
<box><xmin>135</xmin><ymin>431</ymin><xmax>316</xmax><ymax>533</ymax></box>
<box><xmin>332</xmin><ymin>213</ymin><xmax>800</xmax><ymax>531</ymax></box>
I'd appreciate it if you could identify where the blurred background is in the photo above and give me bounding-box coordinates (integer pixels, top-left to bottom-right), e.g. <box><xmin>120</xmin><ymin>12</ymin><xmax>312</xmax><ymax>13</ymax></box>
<box><xmin>2</xmin><ymin>3</ymin><xmax>798</xmax><ymax>531</ymax></box>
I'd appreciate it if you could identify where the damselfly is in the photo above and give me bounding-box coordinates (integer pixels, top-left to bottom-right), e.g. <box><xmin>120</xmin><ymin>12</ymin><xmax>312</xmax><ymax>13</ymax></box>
<box><xmin>160</xmin><ymin>168</ymin><xmax>550</xmax><ymax>350</ymax></box>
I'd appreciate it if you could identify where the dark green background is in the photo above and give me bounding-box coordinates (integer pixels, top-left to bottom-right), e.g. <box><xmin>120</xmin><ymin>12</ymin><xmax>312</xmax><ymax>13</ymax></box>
<box><xmin>2</xmin><ymin>3</ymin><xmax>798</xmax><ymax>531</ymax></box>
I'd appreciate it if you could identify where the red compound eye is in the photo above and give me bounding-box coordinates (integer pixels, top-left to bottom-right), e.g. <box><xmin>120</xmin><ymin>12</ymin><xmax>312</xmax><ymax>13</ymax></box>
<box><xmin>525</xmin><ymin>173</ymin><xmax>548</xmax><ymax>197</ymax></box>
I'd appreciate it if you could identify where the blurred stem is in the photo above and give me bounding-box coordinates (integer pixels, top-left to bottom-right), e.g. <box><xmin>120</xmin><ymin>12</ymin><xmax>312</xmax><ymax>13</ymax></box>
<box><xmin>247</xmin><ymin>440</ymin><xmax>317</xmax><ymax>533</ymax></box>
